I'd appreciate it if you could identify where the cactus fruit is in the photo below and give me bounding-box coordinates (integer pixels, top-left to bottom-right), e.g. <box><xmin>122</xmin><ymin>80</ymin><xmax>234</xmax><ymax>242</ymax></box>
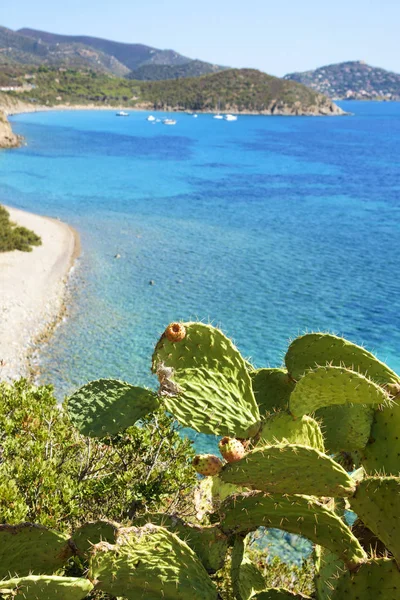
<box><xmin>289</xmin><ymin>366</ymin><xmax>390</xmax><ymax>418</ymax></box>
<box><xmin>219</xmin><ymin>492</ymin><xmax>367</xmax><ymax>569</ymax></box>
<box><xmin>67</xmin><ymin>378</ymin><xmax>159</xmax><ymax>437</ymax></box>
<box><xmin>219</xmin><ymin>437</ymin><xmax>246</xmax><ymax>462</ymax></box>
<box><xmin>250</xmin><ymin>368</ymin><xmax>296</xmax><ymax>414</ymax></box>
<box><xmin>258</xmin><ymin>413</ymin><xmax>324</xmax><ymax>452</ymax></box>
<box><xmin>231</xmin><ymin>535</ymin><xmax>266</xmax><ymax>600</ymax></box>
<box><xmin>165</xmin><ymin>322</ymin><xmax>187</xmax><ymax>342</ymax></box>
<box><xmin>285</xmin><ymin>332</ymin><xmax>400</xmax><ymax>386</ymax></box>
<box><xmin>349</xmin><ymin>476</ymin><xmax>400</xmax><ymax>566</ymax></box>
<box><xmin>89</xmin><ymin>524</ymin><xmax>218</xmax><ymax>599</ymax></box>
<box><xmin>152</xmin><ymin>322</ymin><xmax>260</xmax><ymax>438</ymax></box>
<box><xmin>0</xmin><ymin>523</ymin><xmax>73</xmax><ymax>578</ymax></box>
<box><xmin>193</xmin><ymin>454</ymin><xmax>224</xmax><ymax>476</ymax></box>
<box><xmin>0</xmin><ymin>575</ymin><xmax>93</xmax><ymax>599</ymax></box>
<box><xmin>220</xmin><ymin>443</ymin><xmax>355</xmax><ymax>498</ymax></box>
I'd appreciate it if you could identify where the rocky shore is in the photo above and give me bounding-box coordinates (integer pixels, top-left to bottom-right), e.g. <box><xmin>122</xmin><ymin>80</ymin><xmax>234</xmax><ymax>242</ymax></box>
<box><xmin>0</xmin><ymin>207</ymin><xmax>79</xmax><ymax>382</ymax></box>
<box><xmin>0</xmin><ymin>110</ymin><xmax>22</xmax><ymax>148</ymax></box>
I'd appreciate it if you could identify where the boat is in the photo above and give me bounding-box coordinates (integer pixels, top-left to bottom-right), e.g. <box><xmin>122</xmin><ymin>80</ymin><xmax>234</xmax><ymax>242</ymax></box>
<box><xmin>116</xmin><ymin>111</ymin><xmax>129</xmax><ymax>117</ymax></box>
<box><xmin>193</xmin><ymin>114</ymin><xmax>198</xmax><ymax>118</ymax></box>
<box><xmin>224</xmin><ymin>114</ymin><xmax>238</xmax><ymax>121</ymax></box>
<box><xmin>213</xmin><ymin>98</ymin><xmax>223</xmax><ymax>119</ymax></box>
<box><xmin>213</xmin><ymin>114</ymin><xmax>223</xmax><ymax>120</ymax></box>
<box><xmin>162</xmin><ymin>119</ymin><xmax>177</xmax><ymax>125</ymax></box>
<box><xmin>147</xmin><ymin>115</ymin><xmax>156</xmax><ymax>121</ymax></box>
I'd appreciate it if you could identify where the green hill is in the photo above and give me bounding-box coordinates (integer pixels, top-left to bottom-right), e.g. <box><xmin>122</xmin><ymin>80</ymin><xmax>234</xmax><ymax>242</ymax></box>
<box><xmin>0</xmin><ymin>67</ymin><xmax>344</xmax><ymax>116</ymax></box>
<box><xmin>284</xmin><ymin>60</ymin><xmax>400</xmax><ymax>100</ymax></box>
<box><xmin>127</xmin><ymin>60</ymin><xmax>227</xmax><ymax>81</ymax></box>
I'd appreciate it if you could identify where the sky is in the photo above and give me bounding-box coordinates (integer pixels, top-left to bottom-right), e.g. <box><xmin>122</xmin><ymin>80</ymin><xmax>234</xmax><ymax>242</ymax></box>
<box><xmin>2</xmin><ymin>0</ymin><xmax>400</xmax><ymax>77</ymax></box>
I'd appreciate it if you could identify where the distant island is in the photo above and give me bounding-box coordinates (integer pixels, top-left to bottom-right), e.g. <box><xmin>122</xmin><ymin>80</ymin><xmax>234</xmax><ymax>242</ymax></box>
<box><xmin>284</xmin><ymin>60</ymin><xmax>400</xmax><ymax>101</ymax></box>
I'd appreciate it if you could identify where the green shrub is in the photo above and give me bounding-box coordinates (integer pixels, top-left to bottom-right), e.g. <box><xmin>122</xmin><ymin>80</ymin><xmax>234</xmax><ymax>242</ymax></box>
<box><xmin>0</xmin><ymin>205</ymin><xmax>41</xmax><ymax>252</ymax></box>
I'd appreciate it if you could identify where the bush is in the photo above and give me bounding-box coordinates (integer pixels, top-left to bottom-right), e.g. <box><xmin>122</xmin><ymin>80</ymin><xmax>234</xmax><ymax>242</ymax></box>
<box><xmin>0</xmin><ymin>379</ymin><xmax>196</xmax><ymax>531</ymax></box>
<box><xmin>0</xmin><ymin>205</ymin><xmax>42</xmax><ymax>252</ymax></box>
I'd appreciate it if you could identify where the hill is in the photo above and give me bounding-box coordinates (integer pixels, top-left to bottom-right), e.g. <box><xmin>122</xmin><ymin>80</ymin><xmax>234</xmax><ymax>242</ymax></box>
<box><xmin>11</xmin><ymin>27</ymin><xmax>226</xmax><ymax>80</ymax></box>
<box><xmin>284</xmin><ymin>60</ymin><xmax>400</xmax><ymax>100</ymax></box>
<box><xmin>0</xmin><ymin>67</ymin><xmax>344</xmax><ymax>116</ymax></box>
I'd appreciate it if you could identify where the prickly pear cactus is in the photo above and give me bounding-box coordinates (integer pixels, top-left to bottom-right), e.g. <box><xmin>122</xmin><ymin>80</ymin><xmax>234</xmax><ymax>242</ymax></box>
<box><xmin>289</xmin><ymin>366</ymin><xmax>390</xmax><ymax>418</ymax></box>
<box><xmin>361</xmin><ymin>401</ymin><xmax>400</xmax><ymax>475</ymax></box>
<box><xmin>285</xmin><ymin>333</ymin><xmax>400</xmax><ymax>386</ymax></box>
<box><xmin>89</xmin><ymin>524</ymin><xmax>218</xmax><ymax>599</ymax></box>
<box><xmin>152</xmin><ymin>322</ymin><xmax>260</xmax><ymax>438</ymax></box>
<box><xmin>220</xmin><ymin>443</ymin><xmax>355</xmax><ymax>497</ymax></box>
<box><xmin>231</xmin><ymin>535</ymin><xmax>266</xmax><ymax>600</ymax></box>
<box><xmin>0</xmin><ymin>575</ymin><xmax>93</xmax><ymax>599</ymax></box>
<box><xmin>0</xmin><ymin>523</ymin><xmax>73</xmax><ymax>578</ymax></box>
<box><xmin>219</xmin><ymin>492</ymin><xmax>366</xmax><ymax>569</ymax></box>
<box><xmin>67</xmin><ymin>378</ymin><xmax>159</xmax><ymax>437</ymax></box>
<box><xmin>71</xmin><ymin>520</ymin><xmax>118</xmax><ymax>558</ymax></box>
<box><xmin>327</xmin><ymin>558</ymin><xmax>400</xmax><ymax>600</ymax></box>
<box><xmin>258</xmin><ymin>413</ymin><xmax>324</xmax><ymax>451</ymax></box>
<box><xmin>250</xmin><ymin>368</ymin><xmax>295</xmax><ymax>414</ymax></box>
<box><xmin>254</xmin><ymin>590</ymin><xmax>311</xmax><ymax>599</ymax></box>
<box><xmin>314</xmin><ymin>404</ymin><xmax>374</xmax><ymax>453</ymax></box>
<box><xmin>132</xmin><ymin>513</ymin><xmax>229</xmax><ymax>573</ymax></box>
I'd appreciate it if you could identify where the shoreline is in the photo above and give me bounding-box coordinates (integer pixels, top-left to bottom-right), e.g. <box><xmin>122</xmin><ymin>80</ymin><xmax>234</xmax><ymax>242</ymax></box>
<box><xmin>0</xmin><ymin>206</ymin><xmax>80</xmax><ymax>383</ymax></box>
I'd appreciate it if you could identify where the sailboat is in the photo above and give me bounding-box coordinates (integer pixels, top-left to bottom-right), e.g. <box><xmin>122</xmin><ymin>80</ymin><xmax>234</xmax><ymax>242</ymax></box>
<box><xmin>213</xmin><ymin>98</ymin><xmax>223</xmax><ymax>119</ymax></box>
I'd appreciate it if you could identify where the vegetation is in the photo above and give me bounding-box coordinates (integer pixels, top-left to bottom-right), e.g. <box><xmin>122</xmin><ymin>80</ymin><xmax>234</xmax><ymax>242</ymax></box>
<box><xmin>285</xmin><ymin>60</ymin><xmax>400</xmax><ymax>100</ymax></box>
<box><xmin>0</xmin><ymin>204</ymin><xmax>41</xmax><ymax>252</ymax></box>
<box><xmin>1</xmin><ymin>66</ymin><xmax>338</xmax><ymax>114</ymax></box>
<box><xmin>1</xmin><ymin>322</ymin><xmax>400</xmax><ymax>598</ymax></box>
<box><xmin>128</xmin><ymin>60</ymin><xmax>226</xmax><ymax>82</ymax></box>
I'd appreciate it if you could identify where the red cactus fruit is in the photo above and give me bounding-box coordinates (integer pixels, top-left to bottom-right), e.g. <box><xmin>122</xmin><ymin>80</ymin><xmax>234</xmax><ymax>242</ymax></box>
<box><xmin>192</xmin><ymin>454</ymin><xmax>223</xmax><ymax>476</ymax></box>
<box><xmin>165</xmin><ymin>322</ymin><xmax>186</xmax><ymax>342</ymax></box>
<box><xmin>218</xmin><ymin>437</ymin><xmax>246</xmax><ymax>463</ymax></box>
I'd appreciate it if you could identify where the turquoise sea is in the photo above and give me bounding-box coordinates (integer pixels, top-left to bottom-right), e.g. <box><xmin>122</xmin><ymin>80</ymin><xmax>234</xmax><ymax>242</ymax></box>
<box><xmin>2</xmin><ymin>103</ymin><xmax>400</xmax><ymax>452</ymax></box>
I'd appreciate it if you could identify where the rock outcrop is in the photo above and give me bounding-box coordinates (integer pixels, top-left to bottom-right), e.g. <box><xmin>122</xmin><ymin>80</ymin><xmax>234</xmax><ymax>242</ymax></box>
<box><xmin>0</xmin><ymin>111</ymin><xmax>21</xmax><ymax>148</ymax></box>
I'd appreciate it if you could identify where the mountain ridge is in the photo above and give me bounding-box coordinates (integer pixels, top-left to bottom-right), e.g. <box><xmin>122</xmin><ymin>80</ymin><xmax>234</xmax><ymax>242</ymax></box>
<box><xmin>284</xmin><ymin>60</ymin><xmax>400</xmax><ymax>100</ymax></box>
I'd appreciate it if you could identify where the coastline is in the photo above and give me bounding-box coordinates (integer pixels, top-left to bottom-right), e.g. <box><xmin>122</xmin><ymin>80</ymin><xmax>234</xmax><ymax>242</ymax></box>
<box><xmin>0</xmin><ymin>206</ymin><xmax>80</xmax><ymax>383</ymax></box>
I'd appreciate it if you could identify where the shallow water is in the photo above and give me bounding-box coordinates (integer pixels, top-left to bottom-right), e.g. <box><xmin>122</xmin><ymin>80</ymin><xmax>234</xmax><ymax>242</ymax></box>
<box><xmin>2</xmin><ymin>102</ymin><xmax>400</xmax><ymax>453</ymax></box>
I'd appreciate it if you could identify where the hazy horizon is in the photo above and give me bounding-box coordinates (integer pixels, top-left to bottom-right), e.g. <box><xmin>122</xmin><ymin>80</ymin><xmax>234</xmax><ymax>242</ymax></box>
<box><xmin>4</xmin><ymin>0</ymin><xmax>400</xmax><ymax>77</ymax></box>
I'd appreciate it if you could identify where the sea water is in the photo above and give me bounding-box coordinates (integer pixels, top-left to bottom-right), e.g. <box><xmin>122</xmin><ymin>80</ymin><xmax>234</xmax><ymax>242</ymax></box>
<box><xmin>2</xmin><ymin>103</ymin><xmax>400</xmax><ymax>442</ymax></box>
<box><xmin>2</xmin><ymin>102</ymin><xmax>400</xmax><ymax>563</ymax></box>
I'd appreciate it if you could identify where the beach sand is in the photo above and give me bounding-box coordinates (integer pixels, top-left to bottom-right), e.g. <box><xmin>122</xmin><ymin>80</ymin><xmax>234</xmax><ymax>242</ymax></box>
<box><xmin>0</xmin><ymin>206</ymin><xmax>79</xmax><ymax>382</ymax></box>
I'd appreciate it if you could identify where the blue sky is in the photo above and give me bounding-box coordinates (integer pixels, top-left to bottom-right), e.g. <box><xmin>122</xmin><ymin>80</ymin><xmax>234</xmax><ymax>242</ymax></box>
<box><xmin>4</xmin><ymin>0</ymin><xmax>400</xmax><ymax>76</ymax></box>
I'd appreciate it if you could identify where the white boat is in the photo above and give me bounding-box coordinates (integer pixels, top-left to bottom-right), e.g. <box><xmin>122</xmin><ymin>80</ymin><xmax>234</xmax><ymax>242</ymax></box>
<box><xmin>147</xmin><ymin>115</ymin><xmax>156</xmax><ymax>121</ymax></box>
<box><xmin>193</xmin><ymin>114</ymin><xmax>198</xmax><ymax>118</ymax></box>
<box><xmin>213</xmin><ymin>114</ymin><xmax>223</xmax><ymax>120</ymax></box>
<box><xmin>116</xmin><ymin>111</ymin><xmax>129</xmax><ymax>117</ymax></box>
<box><xmin>224</xmin><ymin>114</ymin><xmax>238</xmax><ymax>121</ymax></box>
<box><xmin>162</xmin><ymin>119</ymin><xmax>177</xmax><ymax>125</ymax></box>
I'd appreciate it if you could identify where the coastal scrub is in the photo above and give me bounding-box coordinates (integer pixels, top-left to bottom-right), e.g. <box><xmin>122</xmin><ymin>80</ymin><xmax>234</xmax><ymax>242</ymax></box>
<box><xmin>0</xmin><ymin>204</ymin><xmax>41</xmax><ymax>252</ymax></box>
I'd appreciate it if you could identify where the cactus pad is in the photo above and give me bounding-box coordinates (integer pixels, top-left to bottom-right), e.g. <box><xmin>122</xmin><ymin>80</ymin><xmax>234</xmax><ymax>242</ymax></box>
<box><xmin>231</xmin><ymin>535</ymin><xmax>266</xmax><ymax>600</ymax></box>
<box><xmin>71</xmin><ymin>520</ymin><xmax>118</xmax><ymax>557</ymax></box>
<box><xmin>0</xmin><ymin>575</ymin><xmax>93</xmax><ymax>599</ymax></box>
<box><xmin>349</xmin><ymin>476</ymin><xmax>400</xmax><ymax>566</ymax></box>
<box><xmin>219</xmin><ymin>492</ymin><xmax>366</xmax><ymax>568</ymax></box>
<box><xmin>152</xmin><ymin>322</ymin><xmax>260</xmax><ymax>438</ymax></box>
<box><xmin>132</xmin><ymin>513</ymin><xmax>229</xmax><ymax>573</ymax></box>
<box><xmin>258</xmin><ymin>413</ymin><xmax>324</xmax><ymax>452</ymax></box>
<box><xmin>250</xmin><ymin>368</ymin><xmax>295</xmax><ymax>414</ymax></box>
<box><xmin>315</xmin><ymin>404</ymin><xmax>374</xmax><ymax>453</ymax></box>
<box><xmin>328</xmin><ymin>558</ymin><xmax>400</xmax><ymax>600</ymax></box>
<box><xmin>289</xmin><ymin>366</ymin><xmax>390</xmax><ymax>418</ymax></box>
<box><xmin>67</xmin><ymin>378</ymin><xmax>159</xmax><ymax>437</ymax></box>
<box><xmin>89</xmin><ymin>523</ymin><xmax>218</xmax><ymax>599</ymax></box>
<box><xmin>362</xmin><ymin>401</ymin><xmax>400</xmax><ymax>475</ymax></box>
<box><xmin>220</xmin><ymin>443</ymin><xmax>355</xmax><ymax>497</ymax></box>
<box><xmin>285</xmin><ymin>333</ymin><xmax>400</xmax><ymax>386</ymax></box>
<box><xmin>0</xmin><ymin>523</ymin><xmax>72</xmax><ymax>578</ymax></box>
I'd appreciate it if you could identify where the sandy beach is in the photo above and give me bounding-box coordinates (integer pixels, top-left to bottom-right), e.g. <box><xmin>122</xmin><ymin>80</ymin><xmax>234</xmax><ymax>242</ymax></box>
<box><xmin>0</xmin><ymin>206</ymin><xmax>79</xmax><ymax>382</ymax></box>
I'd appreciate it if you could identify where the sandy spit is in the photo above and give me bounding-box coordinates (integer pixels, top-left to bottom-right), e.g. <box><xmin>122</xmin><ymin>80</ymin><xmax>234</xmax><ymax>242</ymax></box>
<box><xmin>0</xmin><ymin>206</ymin><xmax>80</xmax><ymax>382</ymax></box>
